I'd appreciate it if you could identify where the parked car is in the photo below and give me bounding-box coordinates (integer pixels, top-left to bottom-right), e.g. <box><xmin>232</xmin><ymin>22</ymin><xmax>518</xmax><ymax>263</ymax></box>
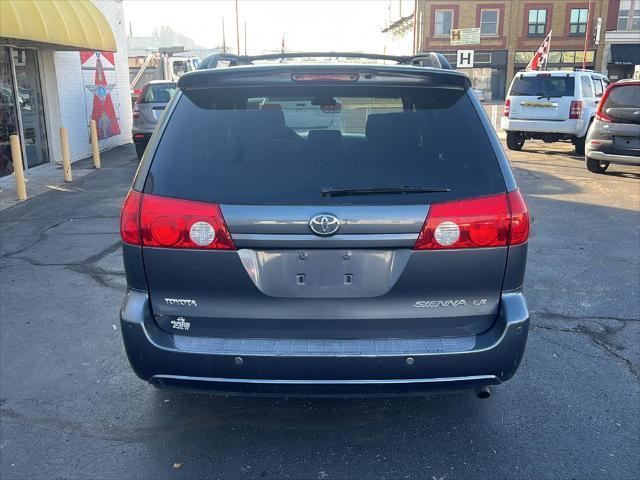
<box><xmin>502</xmin><ymin>70</ymin><xmax>609</xmax><ymax>154</ymax></box>
<box><xmin>585</xmin><ymin>78</ymin><xmax>640</xmax><ymax>173</ymax></box>
<box><xmin>119</xmin><ymin>53</ymin><xmax>530</xmax><ymax>398</ymax></box>
<box><xmin>132</xmin><ymin>80</ymin><xmax>177</xmax><ymax>159</ymax></box>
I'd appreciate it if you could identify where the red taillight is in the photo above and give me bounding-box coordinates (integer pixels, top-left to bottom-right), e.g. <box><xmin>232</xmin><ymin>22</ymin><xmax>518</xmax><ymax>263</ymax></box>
<box><xmin>120</xmin><ymin>190</ymin><xmax>142</xmax><ymax>245</ymax></box>
<box><xmin>507</xmin><ymin>189</ymin><xmax>530</xmax><ymax>246</ymax></box>
<box><xmin>569</xmin><ymin>100</ymin><xmax>583</xmax><ymax>119</ymax></box>
<box><xmin>414</xmin><ymin>191</ymin><xmax>529</xmax><ymax>250</ymax></box>
<box><xmin>503</xmin><ymin>99</ymin><xmax>511</xmax><ymax>117</ymax></box>
<box><xmin>139</xmin><ymin>194</ymin><xmax>235</xmax><ymax>250</ymax></box>
<box><xmin>133</xmin><ymin>133</ymin><xmax>145</xmax><ymax>139</ymax></box>
<box><xmin>595</xmin><ymin>85</ymin><xmax>613</xmax><ymax>122</ymax></box>
<box><xmin>321</xmin><ymin>102</ymin><xmax>342</xmax><ymax>113</ymax></box>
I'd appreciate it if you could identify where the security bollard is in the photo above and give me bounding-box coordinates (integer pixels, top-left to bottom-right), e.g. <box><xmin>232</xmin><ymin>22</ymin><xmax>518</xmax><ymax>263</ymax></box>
<box><xmin>60</xmin><ymin>127</ymin><xmax>72</xmax><ymax>182</ymax></box>
<box><xmin>9</xmin><ymin>135</ymin><xmax>27</xmax><ymax>201</ymax></box>
<box><xmin>89</xmin><ymin>119</ymin><xmax>101</xmax><ymax>169</ymax></box>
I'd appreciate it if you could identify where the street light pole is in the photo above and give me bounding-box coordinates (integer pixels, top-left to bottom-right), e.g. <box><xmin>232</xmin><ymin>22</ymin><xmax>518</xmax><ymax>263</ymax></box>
<box><xmin>582</xmin><ymin>0</ymin><xmax>592</xmax><ymax>70</ymax></box>
<box><xmin>235</xmin><ymin>0</ymin><xmax>241</xmax><ymax>55</ymax></box>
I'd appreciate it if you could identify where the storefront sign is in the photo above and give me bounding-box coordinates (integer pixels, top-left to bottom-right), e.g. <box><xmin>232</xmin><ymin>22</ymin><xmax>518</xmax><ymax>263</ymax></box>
<box><xmin>457</xmin><ymin>50</ymin><xmax>475</xmax><ymax>68</ymax></box>
<box><xmin>450</xmin><ymin>28</ymin><xmax>481</xmax><ymax>46</ymax></box>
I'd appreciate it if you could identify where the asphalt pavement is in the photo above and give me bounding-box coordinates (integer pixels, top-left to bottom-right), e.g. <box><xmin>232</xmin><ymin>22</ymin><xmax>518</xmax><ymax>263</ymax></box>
<box><xmin>1</xmin><ymin>142</ymin><xmax>639</xmax><ymax>480</ymax></box>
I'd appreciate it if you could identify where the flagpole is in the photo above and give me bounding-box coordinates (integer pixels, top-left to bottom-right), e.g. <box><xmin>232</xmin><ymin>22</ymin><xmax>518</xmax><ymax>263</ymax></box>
<box><xmin>545</xmin><ymin>31</ymin><xmax>552</xmax><ymax>70</ymax></box>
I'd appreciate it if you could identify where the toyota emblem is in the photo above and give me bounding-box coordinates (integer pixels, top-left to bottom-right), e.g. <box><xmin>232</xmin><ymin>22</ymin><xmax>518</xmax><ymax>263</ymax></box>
<box><xmin>309</xmin><ymin>214</ymin><xmax>340</xmax><ymax>236</ymax></box>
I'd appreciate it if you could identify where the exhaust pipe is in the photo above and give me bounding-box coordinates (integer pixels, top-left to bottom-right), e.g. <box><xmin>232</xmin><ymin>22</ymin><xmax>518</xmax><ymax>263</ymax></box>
<box><xmin>475</xmin><ymin>385</ymin><xmax>491</xmax><ymax>399</ymax></box>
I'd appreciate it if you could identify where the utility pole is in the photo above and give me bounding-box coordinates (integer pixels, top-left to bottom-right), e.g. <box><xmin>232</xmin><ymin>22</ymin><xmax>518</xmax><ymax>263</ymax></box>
<box><xmin>221</xmin><ymin>17</ymin><xmax>226</xmax><ymax>53</ymax></box>
<box><xmin>582</xmin><ymin>0</ymin><xmax>593</xmax><ymax>70</ymax></box>
<box><xmin>235</xmin><ymin>0</ymin><xmax>240</xmax><ymax>55</ymax></box>
<box><xmin>244</xmin><ymin>20</ymin><xmax>247</xmax><ymax>55</ymax></box>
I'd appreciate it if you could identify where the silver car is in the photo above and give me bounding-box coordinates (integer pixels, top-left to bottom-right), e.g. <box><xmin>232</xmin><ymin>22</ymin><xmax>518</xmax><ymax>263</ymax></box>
<box><xmin>132</xmin><ymin>81</ymin><xmax>178</xmax><ymax>159</ymax></box>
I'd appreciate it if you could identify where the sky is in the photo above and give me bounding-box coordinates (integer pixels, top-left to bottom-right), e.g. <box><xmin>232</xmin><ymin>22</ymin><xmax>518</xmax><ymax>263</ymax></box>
<box><xmin>123</xmin><ymin>0</ymin><xmax>404</xmax><ymax>55</ymax></box>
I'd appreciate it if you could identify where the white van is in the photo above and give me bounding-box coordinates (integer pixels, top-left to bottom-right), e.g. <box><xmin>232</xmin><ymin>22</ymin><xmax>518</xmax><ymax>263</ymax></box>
<box><xmin>501</xmin><ymin>70</ymin><xmax>609</xmax><ymax>154</ymax></box>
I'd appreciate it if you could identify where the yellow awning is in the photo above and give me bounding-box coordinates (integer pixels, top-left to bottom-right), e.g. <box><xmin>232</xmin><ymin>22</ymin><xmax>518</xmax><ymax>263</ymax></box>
<box><xmin>0</xmin><ymin>0</ymin><xmax>116</xmax><ymax>52</ymax></box>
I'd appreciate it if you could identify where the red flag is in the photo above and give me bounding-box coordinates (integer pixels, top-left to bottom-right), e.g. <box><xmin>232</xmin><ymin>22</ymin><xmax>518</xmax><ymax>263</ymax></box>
<box><xmin>526</xmin><ymin>31</ymin><xmax>552</xmax><ymax>71</ymax></box>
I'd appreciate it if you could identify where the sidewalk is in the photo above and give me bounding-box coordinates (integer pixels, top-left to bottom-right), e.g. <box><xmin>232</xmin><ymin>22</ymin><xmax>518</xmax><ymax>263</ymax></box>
<box><xmin>0</xmin><ymin>144</ymin><xmax>136</xmax><ymax>212</ymax></box>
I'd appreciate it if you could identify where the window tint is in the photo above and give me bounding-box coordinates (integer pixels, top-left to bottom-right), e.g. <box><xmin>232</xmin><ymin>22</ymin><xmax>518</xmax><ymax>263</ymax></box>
<box><xmin>142</xmin><ymin>83</ymin><xmax>177</xmax><ymax>103</ymax></box>
<box><xmin>581</xmin><ymin>76</ymin><xmax>594</xmax><ymax>98</ymax></box>
<box><xmin>603</xmin><ymin>84</ymin><xmax>640</xmax><ymax>109</ymax></box>
<box><xmin>511</xmin><ymin>75</ymin><xmax>575</xmax><ymax>97</ymax></box>
<box><xmin>592</xmin><ymin>77</ymin><xmax>604</xmax><ymax>97</ymax></box>
<box><xmin>146</xmin><ymin>86</ymin><xmax>505</xmax><ymax>205</ymax></box>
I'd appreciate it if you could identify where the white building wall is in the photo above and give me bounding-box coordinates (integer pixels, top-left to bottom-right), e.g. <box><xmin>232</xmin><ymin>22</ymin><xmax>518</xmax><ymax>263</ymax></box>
<box><xmin>50</xmin><ymin>0</ymin><xmax>132</xmax><ymax>163</ymax></box>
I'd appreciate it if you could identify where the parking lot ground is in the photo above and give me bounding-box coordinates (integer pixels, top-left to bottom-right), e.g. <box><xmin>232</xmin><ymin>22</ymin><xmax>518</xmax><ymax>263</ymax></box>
<box><xmin>1</xmin><ymin>141</ymin><xmax>639</xmax><ymax>480</ymax></box>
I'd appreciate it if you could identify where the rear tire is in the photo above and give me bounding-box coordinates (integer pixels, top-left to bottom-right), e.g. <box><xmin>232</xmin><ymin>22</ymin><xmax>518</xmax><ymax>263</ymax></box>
<box><xmin>135</xmin><ymin>143</ymin><xmax>146</xmax><ymax>160</ymax></box>
<box><xmin>574</xmin><ymin>135</ymin><xmax>586</xmax><ymax>155</ymax></box>
<box><xmin>506</xmin><ymin>132</ymin><xmax>525</xmax><ymax>151</ymax></box>
<box><xmin>586</xmin><ymin>157</ymin><xmax>610</xmax><ymax>174</ymax></box>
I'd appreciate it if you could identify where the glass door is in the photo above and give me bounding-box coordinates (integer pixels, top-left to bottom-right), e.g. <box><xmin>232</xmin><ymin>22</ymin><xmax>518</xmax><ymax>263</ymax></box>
<box><xmin>12</xmin><ymin>48</ymin><xmax>49</xmax><ymax>169</ymax></box>
<box><xmin>0</xmin><ymin>47</ymin><xmax>18</xmax><ymax>177</ymax></box>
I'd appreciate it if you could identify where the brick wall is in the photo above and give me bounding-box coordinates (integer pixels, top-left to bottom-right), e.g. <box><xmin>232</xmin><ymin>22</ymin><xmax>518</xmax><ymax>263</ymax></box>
<box><xmin>51</xmin><ymin>0</ymin><xmax>132</xmax><ymax>162</ymax></box>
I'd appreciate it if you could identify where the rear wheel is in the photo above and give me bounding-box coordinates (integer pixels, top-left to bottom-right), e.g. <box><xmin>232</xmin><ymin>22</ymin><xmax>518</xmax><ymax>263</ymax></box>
<box><xmin>506</xmin><ymin>132</ymin><xmax>525</xmax><ymax>151</ymax></box>
<box><xmin>574</xmin><ymin>135</ymin><xmax>586</xmax><ymax>155</ymax></box>
<box><xmin>586</xmin><ymin>157</ymin><xmax>610</xmax><ymax>174</ymax></box>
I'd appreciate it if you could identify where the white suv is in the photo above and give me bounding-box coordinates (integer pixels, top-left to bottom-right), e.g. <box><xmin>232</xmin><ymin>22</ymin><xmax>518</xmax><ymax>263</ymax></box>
<box><xmin>501</xmin><ymin>70</ymin><xmax>609</xmax><ymax>154</ymax></box>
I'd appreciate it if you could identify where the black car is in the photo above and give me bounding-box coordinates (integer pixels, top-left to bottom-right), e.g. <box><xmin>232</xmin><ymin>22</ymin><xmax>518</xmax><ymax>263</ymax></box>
<box><xmin>119</xmin><ymin>52</ymin><xmax>530</xmax><ymax>398</ymax></box>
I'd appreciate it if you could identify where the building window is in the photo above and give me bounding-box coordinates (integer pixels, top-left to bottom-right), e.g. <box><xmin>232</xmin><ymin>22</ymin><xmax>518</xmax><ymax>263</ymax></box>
<box><xmin>480</xmin><ymin>9</ymin><xmax>499</xmax><ymax>36</ymax></box>
<box><xmin>435</xmin><ymin>9</ymin><xmax>454</xmax><ymax>36</ymax></box>
<box><xmin>569</xmin><ymin>8</ymin><xmax>589</xmax><ymax>35</ymax></box>
<box><xmin>617</xmin><ymin>0</ymin><xmax>640</xmax><ymax>30</ymax></box>
<box><xmin>528</xmin><ymin>9</ymin><xmax>547</xmax><ymax>36</ymax></box>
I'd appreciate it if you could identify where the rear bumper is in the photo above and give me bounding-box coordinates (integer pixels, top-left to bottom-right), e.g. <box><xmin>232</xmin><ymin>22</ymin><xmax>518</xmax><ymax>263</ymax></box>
<box><xmin>501</xmin><ymin>117</ymin><xmax>583</xmax><ymax>136</ymax></box>
<box><xmin>587</xmin><ymin>150</ymin><xmax>640</xmax><ymax>166</ymax></box>
<box><xmin>120</xmin><ymin>289</ymin><xmax>530</xmax><ymax>396</ymax></box>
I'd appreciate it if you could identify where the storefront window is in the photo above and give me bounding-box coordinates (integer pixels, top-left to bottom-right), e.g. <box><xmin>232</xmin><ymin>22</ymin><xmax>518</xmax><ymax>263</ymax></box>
<box><xmin>1</xmin><ymin>47</ymin><xmax>18</xmax><ymax>177</ymax></box>
<box><xmin>13</xmin><ymin>49</ymin><xmax>48</xmax><ymax>169</ymax></box>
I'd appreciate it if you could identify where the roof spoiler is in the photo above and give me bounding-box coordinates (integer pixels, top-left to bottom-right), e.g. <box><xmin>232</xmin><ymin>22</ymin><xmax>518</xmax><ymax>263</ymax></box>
<box><xmin>198</xmin><ymin>51</ymin><xmax>453</xmax><ymax>70</ymax></box>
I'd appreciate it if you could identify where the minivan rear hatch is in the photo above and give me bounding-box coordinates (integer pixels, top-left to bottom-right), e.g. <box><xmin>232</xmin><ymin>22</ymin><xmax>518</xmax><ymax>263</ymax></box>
<box><xmin>138</xmin><ymin>66</ymin><xmax>512</xmax><ymax>339</ymax></box>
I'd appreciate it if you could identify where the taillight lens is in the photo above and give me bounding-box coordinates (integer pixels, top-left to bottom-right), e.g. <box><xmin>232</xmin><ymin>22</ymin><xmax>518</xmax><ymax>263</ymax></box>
<box><xmin>507</xmin><ymin>189</ymin><xmax>530</xmax><ymax>246</ymax></box>
<box><xmin>503</xmin><ymin>99</ymin><xmax>511</xmax><ymax>117</ymax></box>
<box><xmin>120</xmin><ymin>190</ymin><xmax>142</xmax><ymax>245</ymax></box>
<box><xmin>595</xmin><ymin>85</ymin><xmax>613</xmax><ymax>122</ymax></box>
<box><xmin>119</xmin><ymin>192</ymin><xmax>235</xmax><ymax>250</ymax></box>
<box><xmin>414</xmin><ymin>191</ymin><xmax>529</xmax><ymax>250</ymax></box>
<box><xmin>291</xmin><ymin>73</ymin><xmax>359</xmax><ymax>82</ymax></box>
<box><xmin>569</xmin><ymin>100</ymin><xmax>582</xmax><ymax>119</ymax></box>
<box><xmin>140</xmin><ymin>194</ymin><xmax>235</xmax><ymax>249</ymax></box>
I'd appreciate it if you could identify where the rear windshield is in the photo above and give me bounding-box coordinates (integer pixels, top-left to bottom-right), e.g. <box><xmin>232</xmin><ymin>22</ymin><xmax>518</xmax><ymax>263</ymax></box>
<box><xmin>603</xmin><ymin>84</ymin><xmax>640</xmax><ymax>109</ymax></box>
<box><xmin>510</xmin><ymin>75</ymin><xmax>575</xmax><ymax>97</ymax></box>
<box><xmin>142</xmin><ymin>83</ymin><xmax>177</xmax><ymax>103</ymax></box>
<box><xmin>145</xmin><ymin>86</ymin><xmax>505</xmax><ymax>205</ymax></box>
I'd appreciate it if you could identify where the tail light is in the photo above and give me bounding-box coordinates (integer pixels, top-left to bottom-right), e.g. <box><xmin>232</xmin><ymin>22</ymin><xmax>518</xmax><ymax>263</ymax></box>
<box><xmin>120</xmin><ymin>191</ymin><xmax>235</xmax><ymax>250</ymax></box>
<box><xmin>569</xmin><ymin>100</ymin><xmax>583</xmax><ymax>119</ymax></box>
<box><xmin>414</xmin><ymin>191</ymin><xmax>529</xmax><ymax>250</ymax></box>
<box><xmin>503</xmin><ymin>99</ymin><xmax>511</xmax><ymax>117</ymax></box>
<box><xmin>595</xmin><ymin>85</ymin><xmax>613</xmax><ymax>122</ymax></box>
<box><xmin>133</xmin><ymin>88</ymin><xmax>144</xmax><ymax>119</ymax></box>
<box><xmin>291</xmin><ymin>73</ymin><xmax>359</xmax><ymax>82</ymax></box>
<box><xmin>321</xmin><ymin>103</ymin><xmax>342</xmax><ymax>113</ymax></box>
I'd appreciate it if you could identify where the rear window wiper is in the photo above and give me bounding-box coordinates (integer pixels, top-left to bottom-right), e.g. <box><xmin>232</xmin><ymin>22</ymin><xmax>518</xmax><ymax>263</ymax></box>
<box><xmin>536</xmin><ymin>94</ymin><xmax>561</xmax><ymax>99</ymax></box>
<box><xmin>321</xmin><ymin>186</ymin><xmax>450</xmax><ymax>197</ymax></box>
